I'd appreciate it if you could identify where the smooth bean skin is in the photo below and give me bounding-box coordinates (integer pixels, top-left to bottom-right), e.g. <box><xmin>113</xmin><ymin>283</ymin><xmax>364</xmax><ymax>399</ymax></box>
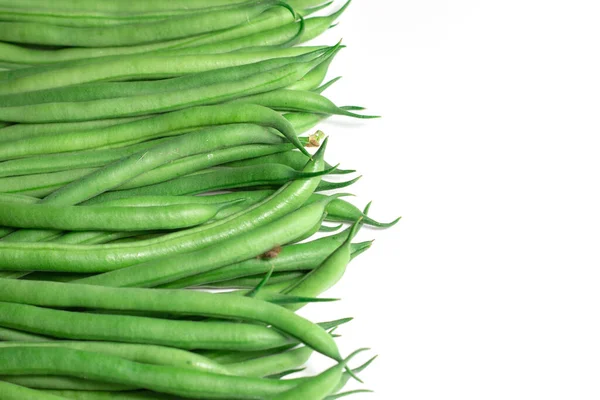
<box><xmin>231</xmin><ymin>89</ymin><xmax>376</xmax><ymax>118</ymax></box>
<box><xmin>0</xmin><ymin>302</ymin><xmax>291</xmax><ymax>351</ymax></box>
<box><xmin>43</xmin><ymin>390</ymin><xmax>177</xmax><ymax>399</ymax></box>
<box><xmin>0</xmin><ymin>1</ymin><xmax>283</xmax><ymax>47</ymax></box>
<box><xmin>0</xmin><ymin>138</ymin><xmax>167</xmax><ymax>178</ymax></box>
<box><xmin>0</xmin><ymin>117</ymin><xmax>146</xmax><ymax>144</ymax></box>
<box><xmin>116</xmin><ymin>143</ymin><xmax>297</xmax><ymax>190</ymax></box>
<box><xmin>0</xmin><ymin>342</ymin><xmax>230</xmax><ymax>375</ymax></box>
<box><xmin>1</xmin><ymin>123</ymin><xmax>286</xmax><ymax>243</ymax></box>
<box><xmin>0</xmin><ymin>347</ymin><xmax>298</xmax><ymax>399</ymax></box>
<box><xmin>0</xmin><ymin>202</ymin><xmax>230</xmax><ymax>231</ymax></box>
<box><xmin>0</xmin><ymin>104</ymin><xmax>305</xmax><ymax>161</ymax></box>
<box><xmin>0</xmin><ymin>279</ymin><xmax>341</xmax><ymax>361</ymax></box>
<box><xmin>0</xmin><ymin>168</ymin><xmax>96</xmax><ymax>196</ymax></box>
<box><xmin>270</xmin><ymin>349</ymin><xmax>363</xmax><ymax>400</ymax></box>
<box><xmin>0</xmin><ymin>376</ymin><xmax>131</xmax><ymax>391</ymax></box>
<box><xmin>84</xmin><ymin>163</ymin><xmax>329</xmax><ymax>205</ymax></box>
<box><xmin>159</xmin><ymin>227</ymin><xmax>368</xmax><ymax>289</ymax></box>
<box><xmin>0</xmin><ymin>0</ymin><xmax>249</xmax><ymax>13</ymax></box>
<box><xmin>0</xmin><ymin>110</ymin><xmax>324</xmax><ymax>178</ymax></box>
<box><xmin>227</xmin><ymin>346</ymin><xmax>314</xmax><ymax>378</ymax></box>
<box><xmin>283</xmin><ymin>221</ymin><xmax>361</xmax><ymax>311</ymax></box>
<box><xmin>72</xmin><ymin>198</ymin><xmax>334</xmax><ymax>287</ymax></box>
<box><xmin>0</xmin><ymin>326</ymin><xmax>49</xmax><ymax>342</ymax></box>
<box><xmin>0</xmin><ymin>6</ymin><xmax>311</xmax><ymax>66</ymax></box>
<box><xmin>0</xmin><ymin>48</ymin><xmax>322</xmax><ymax>95</ymax></box>
<box><xmin>0</xmin><ymin>381</ymin><xmax>67</xmax><ymax>400</ymax></box>
<box><xmin>0</xmin><ymin>53</ymin><xmax>332</xmax><ymax>123</ymax></box>
<box><xmin>0</xmin><ymin>49</ymin><xmax>327</xmax><ymax>107</ymax></box>
<box><xmin>0</xmin><ymin>157</ymin><xmax>327</xmax><ymax>270</ymax></box>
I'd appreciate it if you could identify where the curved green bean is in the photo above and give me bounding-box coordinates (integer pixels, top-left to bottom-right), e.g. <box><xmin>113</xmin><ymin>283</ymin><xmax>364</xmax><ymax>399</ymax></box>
<box><xmin>0</xmin><ymin>347</ymin><xmax>301</xmax><ymax>399</ymax></box>
<box><xmin>0</xmin><ymin>47</ymin><xmax>323</xmax><ymax>95</ymax></box>
<box><xmin>0</xmin><ymin>342</ymin><xmax>229</xmax><ymax>374</ymax></box>
<box><xmin>0</xmin><ymin>51</ymin><xmax>336</xmax><ymax>123</ymax></box>
<box><xmin>0</xmin><ymin>381</ymin><xmax>67</xmax><ymax>400</ymax></box>
<box><xmin>0</xmin><ymin>280</ymin><xmax>342</xmax><ymax>360</ymax></box>
<box><xmin>0</xmin><ymin>302</ymin><xmax>292</xmax><ymax>351</ymax></box>
<box><xmin>0</xmin><ymin>1</ymin><xmax>286</xmax><ymax>47</ymax></box>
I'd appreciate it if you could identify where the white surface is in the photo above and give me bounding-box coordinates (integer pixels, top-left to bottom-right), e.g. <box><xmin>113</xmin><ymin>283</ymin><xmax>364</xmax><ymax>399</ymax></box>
<box><xmin>303</xmin><ymin>1</ymin><xmax>600</xmax><ymax>399</ymax></box>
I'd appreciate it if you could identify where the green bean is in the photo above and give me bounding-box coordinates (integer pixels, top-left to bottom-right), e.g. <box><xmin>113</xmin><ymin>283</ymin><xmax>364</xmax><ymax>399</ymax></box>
<box><xmin>0</xmin><ymin>326</ymin><xmax>50</xmax><ymax>342</ymax></box>
<box><xmin>72</xmin><ymin>196</ymin><xmax>336</xmax><ymax>286</ymax></box>
<box><xmin>287</xmin><ymin>0</ymin><xmax>332</xmax><ymax>9</ymax></box>
<box><xmin>0</xmin><ymin>376</ymin><xmax>131</xmax><ymax>391</ymax></box>
<box><xmin>0</xmin><ymin>302</ymin><xmax>294</xmax><ymax>351</ymax></box>
<box><xmin>327</xmin><ymin>389</ymin><xmax>374</xmax><ymax>399</ymax></box>
<box><xmin>0</xmin><ymin>279</ymin><xmax>341</xmax><ymax>361</ymax></box>
<box><xmin>204</xmin><ymin>271</ymin><xmax>307</xmax><ymax>289</ymax></box>
<box><xmin>0</xmin><ymin>0</ymin><xmax>249</xmax><ymax>13</ymax></box>
<box><xmin>307</xmin><ymin>194</ymin><xmax>401</xmax><ymax>227</ymax></box>
<box><xmin>44</xmin><ymin>391</ymin><xmax>178</xmax><ymax>400</ymax></box>
<box><xmin>0</xmin><ymin>168</ymin><xmax>96</xmax><ymax>196</ymax></box>
<box><xmin>286</xmin><ymin>47</ymin><xmax>336</xmax><ymax>91</ymax></box>
<box><xmin>0</xmin><ymin>111</ymin><xmax>324</xmax><ymax>179</ymax></box>
<box><xmin>314</xmin><ymin>76</ymin><xmax>342</xmax><ymax>94</ymax></box>
<box><xmin>0</xmin><ymin>141</ymin><xmax>329</xmax><ymax>279</ymax></box>
<box><xmin>0</xmin><ymin>1</ymin><xmax>288</xmax><ymax>47</ymax></box>
<box><xmin>117</xmin><ymin>144</ymin><xmax>298</xmax><ymax>190</ymax></box>
<box><xmin>2</xmin><ymin>124</ymin><xmax>287</xmax><ymax>243</ymax></box>
<box><xmin>0</xmin><ymin>381</ymin><xmax>68</xmax><ymax>400</ymax></box>
<box><xmin>284</xmin><ymin>111</ymin><xmax>329</xmax><ymax>133</ymax></box>
<box><xmin>0</xmin><ymin>138</ymin><xmax>168</xmax><ymax>178</ymax></box>
<box><xmin>170</xmin><ymin>3</ymin><xmax>349</xmax><ymax>56</ymax></box>
<box><xmin>0</xmin><ymin>48</ymin><xmax>323</xmax><ymax>95</ymax></box>
<box><xmin>0</xmin><ymin>7</ymin><xmax>194</xmax><ymax>28</ymax></box>
<box><xmin>0</xmin><ymin>341</ymin><xmax>230</xmax><ymax>374</ymax></box>
<box><xmin>271</xmin><ymin>348</ymin><xmax>366</xmax><ymax>400</ymax></box>
<box><xmin>0</xmin><ymin>51</ymin><xmax>337</xmax><ymax>123</ymax></box>
<box><xmin>225</xmin><ymin>149</ymin><xmax>352</xmax><ymax>174</ymax></box>
<box><xmin>0</xmin><ymin>49</ymin><xmax>328</xmax><ymax>107</ymax></box>
<box><xmin>0</xmin><ymin>117</ymin><xmax>146</xmax><ymax>144</ymax></box>
<box><xmin>0</xmin><ymin>105</ymin><xmax>304</xmax><ymax>161</ymax></box>
<box><xmin>231</xmin><ymin>89</ymin><xmax>378</xmax><ymax>118</ymax></box>
<box><xmin>0</xmin><ymin>347</ymin><xmax>304</xmax><ymax>399</ymax></box>
<box><xmin>0</xmin><ymin>201</ymin><xmax>235</xmax><ymax>231</ymax></box>
<box><xmin>283</xmin><ymin>220</ymin><xmax>361</xmax><ymax>311</ymax></box>
<box><xmin>227</xmin><ymin>346</ymin><xmax>314</xmax><ymax>378</ymax></box>
<box><xmin>84</xmin><ymin>163</ymin><xmax>332</xmax><ymax>205</ymax></box>
<box><xmin>160</xmin><ymin>235</ymin><xmax>371</xmax><ymax>289</ymax></box>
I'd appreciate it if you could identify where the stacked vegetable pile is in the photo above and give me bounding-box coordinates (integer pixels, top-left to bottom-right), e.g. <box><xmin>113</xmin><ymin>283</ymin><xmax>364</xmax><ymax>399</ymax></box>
<box><xmin>0</xmin><ymin>0</ymin><xmax>398</xmax><ymax>399</ymax></box>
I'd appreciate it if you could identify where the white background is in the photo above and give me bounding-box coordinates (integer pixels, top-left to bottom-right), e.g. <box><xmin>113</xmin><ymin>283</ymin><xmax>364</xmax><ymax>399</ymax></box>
<box><xmin>302</xmin><ymin>1</ymin><xmax>600</xmax><ymax>399</ymax></box>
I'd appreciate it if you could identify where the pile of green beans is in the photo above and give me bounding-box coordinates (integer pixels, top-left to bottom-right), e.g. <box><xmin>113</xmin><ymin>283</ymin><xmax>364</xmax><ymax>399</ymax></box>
<box><xmin>0</xmin><ymin>1</ymin><xmax>398</xmax><ymax>398</ymax></box>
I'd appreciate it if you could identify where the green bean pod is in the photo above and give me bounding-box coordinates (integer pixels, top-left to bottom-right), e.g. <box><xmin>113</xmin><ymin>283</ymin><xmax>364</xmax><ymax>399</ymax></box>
<box><xmin>0</xmin><ymin>138</ymin><xmax>168</xmax><ymax>178</ymax></box>
<box><xmin>227</xmin><ymin>346</ymin><xmax>314</xmax><ymax>378</ymax></box>
<box><xmin>84</xmin><ymin>164</ymin><xmax>332</xmax><ymax>205</ymax></box>
<box><xmin>0</xmin><ymin>49</ymin><xmax>328</xmax><ymax>107</ymax></box>
<box><xmin>0</xmin><ymin>381</ymin><xmax>67</xmax><ymax>400</ymax></box>
<box><xmin>0</xmin><ymin>201</ymin><xmax>234</xmax><ymax>231</ymax></box>
<box><xmin>0</xmin><ymin>376</ymin><xmax>129</xmax><ymax>392</ymax></box>
<box><xmin>0</xmin><ymin>341</ymin><xmax>229</xmax><ymax>374</ymax></box>
<box><xmin>0</xmin><ymin>0</ymin><xmax>249</xmax><ymax>13</ymax></box>
<box><xmin>72</xmin><ymin>197</ymin><xmax>337</xmax><ymax>286</ymax></box>
<box><xmin>0</xmin><ymin>51</ymin><xmax>337</xmax><ymax>123</ymax></box>
<box><xmin>0</xmin><ymin>1</ymin><xmax>288</xmax><ymax>47</ymax></box>
<box><xmin>0</xmin><ymin>346</ymin><xmax>306</xmax><ymax>399</ymax></box>
<box><xmin>271</xmin><ymin>349</ymin><xmax>366</xmax><ymax>400</ymax></box>
<box><xmin>159</xmin><ymin>228</ymin><xmax>371</xmax><ymax>289</ymax></box>
<box><xmin>0</xmin><ymin>117</ymin><xmax>147</xmax><ymax>144</ymax></box>
<box><xmin>0</xmin><ymin>326</ymin><xmax>50</xmax><ymax>342</ymax></box>
<box><xmin>0</xmin><ymin>280</ymin><xmax>341</xmax><ymax>360</ymax></box>
<box><xmin>0</xmin><ymin>105</ymin><xmax>305</xmax><ymax>161</ymax></box>
<box><xmin>0</xmin><ymin>47</ymin><xmax>323</xmax><ymax>95</ymax></box>
<box><xmin>231</xmin><ymin>89</ymin><xmax>378</xmax><ymax>118</ymax></box>
<box><xmin>0</xmin><ymin>302</ymin><xmax>293</xmax><ymax>351</ymax></box>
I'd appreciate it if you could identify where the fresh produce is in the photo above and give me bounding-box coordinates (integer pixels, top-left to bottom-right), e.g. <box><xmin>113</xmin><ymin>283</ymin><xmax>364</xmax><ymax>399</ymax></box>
<box><xmin>0</xmin><ymin>1</ymin><xmax>398</xmax><ymax>398</ymax></box>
